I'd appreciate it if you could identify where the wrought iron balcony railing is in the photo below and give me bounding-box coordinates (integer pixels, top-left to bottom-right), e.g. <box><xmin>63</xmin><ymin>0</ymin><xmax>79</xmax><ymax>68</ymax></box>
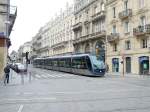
<box><xmin>91</xmin><ymin>30</ymin><xmax>106</xmax><ymax>37</ymax></box>
<box><xmin>133</xmin><ymin>24</ymin><xmax>150</xmax><ymax>36</ymax></box>
<box><xmin>92</xmin><ymin>11</ymin><xmax>106</xmax><ymax>22</ymax></box>
<box><xmin>107</xmin><ymin>33</ymin><xmax>119</xmax><ymax>43</ymax></box>
<box><xmin>73</xmin><ymin>22</ymin><xmax>82</xmax><ymax>31</ymax></box>
<box><xmin>119</xmin><ymin>9</ymin><xmax>132</xmax><ymax>19</ymax></box>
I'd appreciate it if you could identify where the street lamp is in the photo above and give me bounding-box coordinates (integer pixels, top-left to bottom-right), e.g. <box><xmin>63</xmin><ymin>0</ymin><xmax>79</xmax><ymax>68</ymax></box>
<box><xmin>105</xmin><ymin>34</ymin><xmax>108</xmax><ymax>65</ymax></box>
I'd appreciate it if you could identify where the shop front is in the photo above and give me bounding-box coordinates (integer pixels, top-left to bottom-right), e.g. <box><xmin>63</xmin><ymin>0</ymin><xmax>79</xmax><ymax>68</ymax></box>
<box><xmin>126</xmin><ymin>57</ymin><xmax>131</xmax><ymax>73</ymax></box>
<box><xmin>139</xmin><ymin>56</ymin><xmax>149</xmax><ymax>75</ymax></box>
<box><xmin>112</xmin><ymin>58</ymin><xmax>119</xmax><ymax>72</ymax></box>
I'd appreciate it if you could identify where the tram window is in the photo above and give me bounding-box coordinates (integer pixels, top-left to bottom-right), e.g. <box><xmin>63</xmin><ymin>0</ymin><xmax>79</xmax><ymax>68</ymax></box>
<box><xmin>52</xmin><ymin>59</ymin><xmax>58</xmax><ymax>67</ymax></box>
<box><xmin>72</xmin><ymin>57</ymin><xmax>87</xmax><ymax>69</ymax></box>
<box><xmin>39</xmin><ymin>60</ymin><xmax>42</xmax><ymax>65</ymax></box>
<box><xmin>65</xmin><ymin>58</ymin><xmax>71</xmax><ymax>68</ymax></box>
<box><xmin>44</xmin><ymin>59</ymin><xmax>48</xmax><ymax>65</ymax></box>
<box><xmin>85</xmin><ymin>56</ymin><xmax>92</xmax><ymax>71</ymax></box>
<box><xmin>48</xmin><ymin>59</ymin><xmax>52</xmax><ymax>66</ymax></box>
<box><xmin>42</xmin><ymin>60</ymin><xmax>44</xmax><ymax>65</ymax></box>
<box><xmin>59</xmin><ymin>59</ymin><xmax>65</xmax><ymax>67</ymax></box>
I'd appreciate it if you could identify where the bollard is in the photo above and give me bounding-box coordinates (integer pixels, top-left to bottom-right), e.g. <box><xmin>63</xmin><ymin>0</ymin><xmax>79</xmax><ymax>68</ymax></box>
<box><xmin>21</xmin><ymin>73</ymin><xmax>24</xmax><ymax>85</ymax></box>
<box><xmin>29</xmin><ymin>72</ymin><xmax>31</xmax><ymax>83</ymax></box>
<box><xmin>10</xmin><ymin>69</ymin><xmax>13</xmax><ymax>82</ymax></box>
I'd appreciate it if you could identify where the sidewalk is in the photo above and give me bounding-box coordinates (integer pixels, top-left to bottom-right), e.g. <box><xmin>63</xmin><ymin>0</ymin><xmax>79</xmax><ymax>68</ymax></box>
<box><xmin>0</xmin><ymin>70</ymin><xmax>32</xmax><ymax>86</ymax></box>
<box><xmin>105</xmin><ymin>72</ymin><xmax>150</xmax><ymax>78</ymax></box>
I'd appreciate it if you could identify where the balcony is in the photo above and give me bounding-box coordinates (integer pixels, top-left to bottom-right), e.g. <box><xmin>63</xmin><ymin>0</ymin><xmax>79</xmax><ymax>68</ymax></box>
<box><xmin>73</xmin><ymin>34</ymin><xmax>90</xmax><ymax>45</ymax></box>
<box><xmin>91</xmin><ymin>30</ymin><xmax>106</xmax><ymax>38</ymax></box>
<box><xmin>119</xmin><ymin>9</ymin><xmax>132</xmax><ymax>20</ymax></box>
<box><xmin>72</xmin><ymin>22</ymin><xmax>82</xmax><ymax>31</ymax></box>
<box><xmin>51</xmin><ymin>41</ymin><xmax>68</xmax><ymax>49</ymax></box>
<box><xmin>92</xmin><ymin>11</ymin><xmax>106</xmax><ymax>22</ymax></box>
<box><xmin>73</xmin><ymin>31</ymin><xmax>106</xmax><ymax>45</ymax></box>
<box><xmin>8</xmin><ymin>6</ymin><xmax>17</xmax><ymax>36</ymax></box>
<box><xmin>133</xmin><ymin>24</ymin><xmax>150</xmax><ymax>37</ymax></box>
<box><xmin>39</xmin><ymin>45</ymin><xmax>49</xmax><ymax>52</ymax></box>
<box><xmin>84</xmin><ymin>18</ymin><xmax>90</xmax><ymax>25</ymax></box>
<box><xmin>107</xmin><ymin>33</ymin><xmax>119</xmax><ymax>43</ymax></box>
<box><xmin>106</xmin><ymin>0</ymin><xmax>117</xmax><ymax>5</ymax></box>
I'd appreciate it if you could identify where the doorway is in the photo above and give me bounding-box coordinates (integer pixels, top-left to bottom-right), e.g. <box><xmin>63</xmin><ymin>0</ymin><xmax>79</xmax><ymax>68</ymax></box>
<box><xmin>112</xmin><ymin>58</ymin><xmax>119</xmax><ymax>72</ymax></box>
<box><xmin>139</xmin><ymin>56</ymin><xmax>149</xmax><ymax>75</ymax></box>
<box><xmin>126</xmin><ymin>57</ymin><xmax>131</xmax><ymax>73</ymax></box>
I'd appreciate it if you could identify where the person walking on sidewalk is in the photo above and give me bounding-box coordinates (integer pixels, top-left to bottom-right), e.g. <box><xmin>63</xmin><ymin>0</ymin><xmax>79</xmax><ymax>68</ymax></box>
<box><xmin>4</xmin><ymin>64</ymin><xmax>10</xmax><ymax>85</ymax></box>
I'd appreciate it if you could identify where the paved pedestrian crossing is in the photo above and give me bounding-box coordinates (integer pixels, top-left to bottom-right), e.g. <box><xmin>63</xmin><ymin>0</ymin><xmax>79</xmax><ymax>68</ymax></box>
<box><xmin>32</xmin><ymin>72</ymin><xmax>76</xmax><ymax>79</ymax></box>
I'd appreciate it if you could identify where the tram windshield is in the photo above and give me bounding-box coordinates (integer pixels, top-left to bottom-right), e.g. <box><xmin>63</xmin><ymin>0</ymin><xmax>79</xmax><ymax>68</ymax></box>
<box><xmin>90</xmin><ymin>56</ymin><xmax>105</xmax><ymax>69</ymax></box>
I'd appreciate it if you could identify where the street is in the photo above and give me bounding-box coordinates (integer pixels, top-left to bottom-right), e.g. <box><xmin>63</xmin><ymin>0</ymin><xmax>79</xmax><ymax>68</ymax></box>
<box><xmin>1</xmin><ymin>66</ymin><xmax>150</xmax><ymax>112</ymax></box>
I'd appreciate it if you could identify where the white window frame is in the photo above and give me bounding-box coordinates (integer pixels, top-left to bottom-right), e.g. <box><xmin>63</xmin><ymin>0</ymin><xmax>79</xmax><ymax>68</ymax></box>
<box><xmin>124</xmin><ymin>21</ymin><xmax>130</xmax><ymax>33</ymax></box>
<box><xmin>139</xmin><ymin>0</ymin><xmax>145</xmax><ymax>9</ymax></box>
<box><xmin>112</xmin><ymin>25</ymin><xmax>117</xmax><ymax>33</ymax></box>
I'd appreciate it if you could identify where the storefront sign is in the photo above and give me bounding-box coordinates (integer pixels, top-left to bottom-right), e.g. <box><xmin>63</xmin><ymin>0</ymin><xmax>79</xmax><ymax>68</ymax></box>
<box><xmin>139</xmin><ymin>56</ymin><xmax>149</xmax><ymax>63</ymax></box>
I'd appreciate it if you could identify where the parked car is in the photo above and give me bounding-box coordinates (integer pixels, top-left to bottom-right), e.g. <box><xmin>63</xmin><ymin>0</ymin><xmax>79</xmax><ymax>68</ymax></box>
<box><xmin>14</xmin><ymin>63</ymin><xmax>27</xmax><ymax>73</ymax></box>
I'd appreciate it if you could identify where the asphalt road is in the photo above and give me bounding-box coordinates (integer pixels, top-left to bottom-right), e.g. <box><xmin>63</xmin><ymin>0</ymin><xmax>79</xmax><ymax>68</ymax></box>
<box><xmin>1</xmin><ymin>66</ymin><xmax>150</xmax><ymax>112</ymax></box>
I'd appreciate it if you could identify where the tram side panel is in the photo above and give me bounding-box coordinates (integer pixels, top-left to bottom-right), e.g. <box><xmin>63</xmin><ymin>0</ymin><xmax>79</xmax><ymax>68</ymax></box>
<box><xmin>71</xmin><ymin>56</ymin><xmax>93</xmax><ymax>76</ymax></box>
<box><xmin>59</xmin><ymin>58</ymin><xmax>72</xmax><ymax>73</ymax></box>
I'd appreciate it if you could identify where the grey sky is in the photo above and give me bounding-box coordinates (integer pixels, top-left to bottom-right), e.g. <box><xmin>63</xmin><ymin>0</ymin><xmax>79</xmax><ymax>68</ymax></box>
<box><xmin>9</xmin><ymin>0</ymin><xmax>73</xmax><ymax>53</ymax></box>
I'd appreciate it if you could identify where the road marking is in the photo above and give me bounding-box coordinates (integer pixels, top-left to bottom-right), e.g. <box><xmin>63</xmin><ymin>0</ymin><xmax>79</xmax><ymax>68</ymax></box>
<box><xmin>0</xmin><ymin>97</ymin><xmax>57</xmax><ymax>102</ymax></box>
<box><xmin>17</xmin><ymin>105</ymin><xmax>24</xmax><ymax>112</ymax></box>
<box><xmin>41</xmin><ymin>74</ymin><xmax>48</xmax><ymax>78</ymax></box>
<box><xmin>35</xmin><ymin>74</ymin><xmax>41</xmax><ymax>78</ymax></box>
<box><xmin>47</xmin><ymin>74</ymin><xmax>56</xmax><ymax>78</ymax></box>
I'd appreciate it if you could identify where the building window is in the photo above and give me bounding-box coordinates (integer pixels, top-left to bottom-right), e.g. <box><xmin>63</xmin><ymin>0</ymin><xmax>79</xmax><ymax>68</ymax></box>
<box><xmin>101</xmin><ymin>3</ymin><xmax>105</xmax><ymax>11</ymax></box>
<box><xmin>94</xmin><ymin>5</ymin><xmax>98</xmax><ymax>14</ymax></box>
<box><xmin>85</xmin><ymin>10</ymin><xmax>89</xmax><ymax>18</ymax></box>
<box><xmin>139</xmin><ymin>0</ymin><xmax>145</xmax><ymax>8</ymax></box>
<box><xmin>113</xmin><ymin>7</ymin><xmax>116</xmax><ymax>18</ymax></box>
<box><xmin>124</xmin><ymin>21</ymin><xmax>129</xmax><ymax>33</ymax></box>
<box><xmin>113</xmin><ymin>43</ymin><xmax>117</xmax><ymax>52</ymax></box>
<box><xmin>79</xmin><ymin>15</ymin><xmax>82</xmax><ymax>22</ymax></box>
<box><xmin>86</xmin><ymin>25</ymin><xmax>89</xmax><ymax>35</ymax></box>
<box><xmin>125</xmin><ymin>40</ymin><xmax>131</xmax><ymax>50</ymax></box>
<box><xmin>112</xmin><ymin>25</ymin><xmax>116</xmax><ymax>33</ymax></box>
<box><xmin>140</xmin><ymin>16</ymin><xmax>146</xmax><ymax>26</ymax></box>
<box><xmin>141</xmin><ymin>39</ymin><xmax>147</xmax><ymax>48</ymax></box>
<box><xmin>124</xmin><ymin>0</ymin><xmax>128</xmax><ymax>10</ymax></box>
<box><xmin>79</xmin><ymin>30</ymin><xmax>82</xmax><ymax>37</ymax></box>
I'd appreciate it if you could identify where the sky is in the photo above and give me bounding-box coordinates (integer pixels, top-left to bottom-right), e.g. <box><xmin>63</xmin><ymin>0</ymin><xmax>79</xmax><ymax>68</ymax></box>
<box><xmin>9</xmin><ymin>0</ymin><xmax>73</xmax><ymax>53</ymax></box>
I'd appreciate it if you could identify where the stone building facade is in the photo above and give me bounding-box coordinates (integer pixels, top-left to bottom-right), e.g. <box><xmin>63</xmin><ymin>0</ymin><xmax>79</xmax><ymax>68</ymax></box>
<box><xmin>73</xmin><ymin>0</ymin><xmax>106</xmax><ymax>61</ymax></box>
<box><xmin>0</xmin><ymin>0</ymin><xmax>17</xmax><ymax>78</ymax></box>
<box><xmin>31</xmin><ymin>4</ymin><xmax>74</xmax><ymax>58</ymax></box>
<box><xmin>106</xmin><ymin>0</ymin><xmax>150</xmax><ymax>75</ymax></box>
<box><xmin>49</xmin><ymin>5</ymin><xmax>74</xmax><ymax>56</ymax></box>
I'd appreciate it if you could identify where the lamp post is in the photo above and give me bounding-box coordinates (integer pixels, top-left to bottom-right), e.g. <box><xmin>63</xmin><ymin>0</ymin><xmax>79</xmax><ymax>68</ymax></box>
<box><xmin>105</xmin><ymin>34</ymin><xmax>107</xmax><ymax>64</ymax></box>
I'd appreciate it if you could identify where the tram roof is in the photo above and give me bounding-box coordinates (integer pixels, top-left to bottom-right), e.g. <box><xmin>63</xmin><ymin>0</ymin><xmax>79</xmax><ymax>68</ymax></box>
<box><xmin>34</xmin><ymin>53</ymin><xmax>93</xmax><ymax>60</ymax></box>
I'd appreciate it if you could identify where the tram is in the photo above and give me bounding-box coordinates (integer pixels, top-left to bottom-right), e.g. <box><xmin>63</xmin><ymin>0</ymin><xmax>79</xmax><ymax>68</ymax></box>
<box><xmin>33</xmin><ymin>54</ymin><xmax>106</xmax><ymax>76</ymax></box>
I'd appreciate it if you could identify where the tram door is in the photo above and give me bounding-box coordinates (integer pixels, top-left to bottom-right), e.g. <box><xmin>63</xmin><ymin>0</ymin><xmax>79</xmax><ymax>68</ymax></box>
<box><xmin>85</xmin><ymin>56</ymin><xmax>92</xmax><ymax>71</ymax></box>
<box><xmin>126</xmin><ymin>57</ymin><xmax>131</xmax><ymax>73</ymax></box>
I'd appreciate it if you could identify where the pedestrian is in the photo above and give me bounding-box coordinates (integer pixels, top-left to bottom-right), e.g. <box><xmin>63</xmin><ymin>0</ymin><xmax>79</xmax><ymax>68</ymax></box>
<box><xmin>4</xmin><ymin>64</ymin><xmax>10</xmax><ymax>85</ymax></box>
<box><xmin>106</xmin><ymin>64</ymin><xmax>109</xmax><ymax>72</ymax></box>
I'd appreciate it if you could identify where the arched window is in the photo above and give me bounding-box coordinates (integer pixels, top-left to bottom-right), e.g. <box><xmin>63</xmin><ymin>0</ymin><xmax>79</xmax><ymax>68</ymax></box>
<box><xmin>85</xmin><ymin>43</ymin><xmax>90</xmax><ymax>53</ymax></box>
<box><xmin>75</xmin><ymin>45</ymin><xmax>80</xmax><ymax>53</ymax></box>
<box><xmin>95</xmin><ymin>41</ymin><xmax>105</xmax><ymax>61</ymax></box>
<box><xmin>101</xmin><ymin>3</ymin><xmax>105</xmax><ymax>11</ymax></box>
